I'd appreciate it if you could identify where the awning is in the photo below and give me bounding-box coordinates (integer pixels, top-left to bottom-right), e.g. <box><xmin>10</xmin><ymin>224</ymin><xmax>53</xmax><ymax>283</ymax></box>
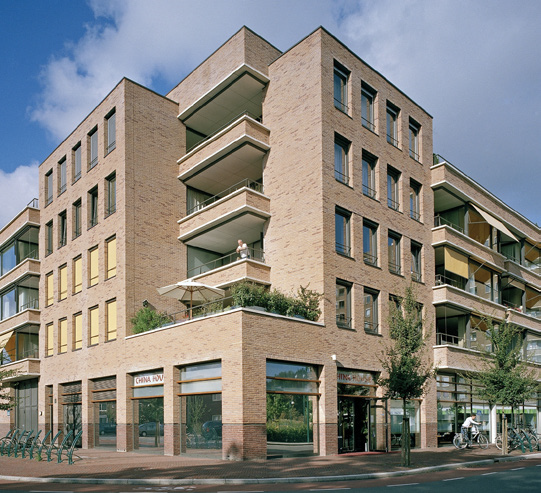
<box><xmin>0</xmin><ymin>331</ymin><xmax>14</xmax><ymax>359</ymax></box>
<box><xmin>470</xmin><ymin>203</ymin><xmax>519</xmax><ymax>242</ymax></box>
<box><xmin>444</xmin><ymin>247</ymin><xmax>469</xmax><ymax>278</ymax></box>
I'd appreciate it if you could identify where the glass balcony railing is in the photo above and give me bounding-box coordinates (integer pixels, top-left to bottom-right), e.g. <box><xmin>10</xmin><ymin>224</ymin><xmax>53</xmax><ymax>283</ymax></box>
<box><xmin>433</xmin><ymin>215</ymin><xmax>464</xmax><ymax>234</ymax></box>
<box><xmin>188</xmin><ymin>248</ymin><xmax>265</xmax><ymax>277</ymax></box>
<box><xmin>0</xmin><ymin>347</ymin><xmax>39</xmax><ymax>366</ymax></box>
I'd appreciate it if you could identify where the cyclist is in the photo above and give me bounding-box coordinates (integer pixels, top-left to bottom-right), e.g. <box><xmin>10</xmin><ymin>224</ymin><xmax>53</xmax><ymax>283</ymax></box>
<box><xmin>461</xmin><ymin>414</ymin><xmax>482</xmax><ymax>448</ymax></box>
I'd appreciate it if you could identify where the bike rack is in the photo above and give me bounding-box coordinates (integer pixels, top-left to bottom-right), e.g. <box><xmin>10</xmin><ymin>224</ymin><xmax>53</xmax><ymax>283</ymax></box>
<box><xmin>56</xmin><ymin>430</ymin><xmax>74</xmax><ymax>464</ymax></box>
<box><xmin>59</xmin><ymin>429</ymin><xmax>82</xmax><ymax>465</ymax></box>
<box><xmin>46</xmin><ymin>429</ymin><xmax>63</xmax><ymax>462</ymax></box>
<box><xmin>0</xmin><ymin>429</ymin><xmax>15</xmax><ymax>456</ymax></box>
<box><xmin>36</xmin><ymin>429</ymin><xmax>52</xmax><ymax>460</ymax></box>
<box><xmin>6</xmin><ymin>429</ymin><xmax>22</xmax><ymax>457</ymax></box>
<box><xmin>15</xmin><ymin>429</ymin><xmax>33</xmax><ymax>458</ymax></box>
<box><xmin>25</xmin><ymin>429</ymin><xmax>42</xmax><ymax>459</ymax></box>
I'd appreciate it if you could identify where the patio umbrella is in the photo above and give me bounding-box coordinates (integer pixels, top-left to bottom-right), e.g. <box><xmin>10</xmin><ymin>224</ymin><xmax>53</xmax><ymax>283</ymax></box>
<box><xmin>157</xmin><ymin>280</ymin><xmax>225</xmax><ymax>318</ymax></box>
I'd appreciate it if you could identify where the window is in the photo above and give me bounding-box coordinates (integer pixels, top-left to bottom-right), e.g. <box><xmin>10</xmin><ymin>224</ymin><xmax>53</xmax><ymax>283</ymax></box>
<box><xmin>46</xmin><ymin>272</ymin><xmax>54</xmax><ymax>306</ymax></box>
<box><xmin>333</xmin><ymin>61</ymin><xmax>349</xmax><ymax>113</ymax></box>
<box><xmin>46</xmin><ymin>221</ymin><xmax>53</xmax><ymax>256</ymax></box>
<box><xmin>58</xmin><ymin>210</ymin><xmax>67</xmax><ymax>247</ymax></box>
<box><xmin>73</xmin><ymin>312</ymin><xmax>82</xmax><ymax>350</ymax></box>
<box><xmin>386</xmin><ymin>102</ymin><xmax>400</xmax><ymax>147</ymax></box>
<box><xmin>59</xmin><ymin>318</ymin><xmax>67</xmax><ymax>353</ymax></box>
<box><xmin>361</xmin><ymin>83</ymin><xmax>376</xmax><ymax>131</ymax></box>
<box><xmin>106</xmin><ymin>172</ymin><xmax>116</xmax><ymax>216</ymax></box>
<box><xmin>364</xmin><ymin>288</ymin><xmax>379</xmax><ymax>333</ymax></box>
<box><xmin>73</xmin><ymin>256</ymin><xmax>82</xmax><ymax>294</ymax></box>
<box><xmin>411</xmin><ymin>241</ymin><xmax>422</xmax><ymax>282</ymax></box>
<box><xmin>363</xmin><ymin>220</ymin><xmax>378</xmax><ymax>266</ymax></box>
<box><xmin>45</xmin><ymin>170</ymin><xmax>53</xmax><ymax>206</ymax></box>
<box><xmin>106</xmin><ymin>299</ymin><xmax>117</xmax><ymax>341</ymax></box>
<box><xmin>1</xmin><ymin>287</ymin><xmax>16</xmax><ymax>319</ymax></box>
<box><xmin>59</xmin><ymin>264</ymin><xmax>67</xmax><ymax>301</ymax></box>
<box><xmin>362</xmin><ymin>151</ymin><xmax>377</xmax><ymax>199</ymax></box>
<box><xmin>106</xmin><ymin>109</ymin><xmax>116</xmax><ymax>153</ymax></box>
<box><xmin>88</xmin><ymin>127</ymin><xmax>98</xmax><ymax>169</ymax></box>
<box><xmin>335</xmin><ymin>208</ymin><xmax>351</xmax><ymax>256</ymax></box>
<box><xmin>89</xmin><ymin>247</ymin><xmax>99</xmax><ymax>287</ymax></box>
<box><xmin>410</xmin><ymin>180</ymin><xmax>421</xmax><ymax>221</ymax></box>
<box><xmin>388</xmin><ymin>231</ymin><xmax>401</xmax><ymax>275</ymax></box>
<box><xmin>73</xmin><ymin>142</ymin><xmax>81</xmax><ymax>182</ymax></box>
<box><xmin>88</xmin><ymin>186</ymin><xmax>98</xmax><ymax>228</ymax></box>
<box><xmin>73</xmin><ymin>200</ymin><xmax>82</xmax><ymax>238</ymax></box>
<box><xmin>336</xmin><ymin>280</ymin><xmax>352</xmax><ymax>328</ymax></box>
<box><xmin>409</xmin><ymin>118</ymin><xmax>420</xmax><ymax>161</ymax></box>
<box><xmin>334</xmin><ymin>134</ymin><xmax>350</xmax><ymax>185</ymax></box>
<box><xmin>387</xmin><ymin>166</ymin><xmax>400</xmax><ymax>211</ymax></box>
<box><xmin>89</xmin><ymin>305</ymin><xmax>99</xmax><ymax>346</ymax></box>
<box><xmin>46</xmin><ymin>323</ymin><xmax>54</xmax><ymax>356</ymax></box>
<box><xmin>106</xmin><ymin>236</ymin><xmax>117</xmax><ymax>279</ymax></box>
<box><xmin>58</xmin><ymin>157</ymin><xmax>67</xmax><ymax>195</ymax></box>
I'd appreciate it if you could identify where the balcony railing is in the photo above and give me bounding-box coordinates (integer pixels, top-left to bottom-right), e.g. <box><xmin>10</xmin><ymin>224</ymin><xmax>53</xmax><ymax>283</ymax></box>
<box><xmin>334</xmin><ymin>170</ymin><xmax>349</xmax><ymax>185</ymax></box>
<box><xmin>0</xmin><ymin>347</ymin><xmax>39</xmax><ymax>366</ymax></box>
<box><xmin>435</xmin><ymin>274</ymin><xmax>465</xmax><ymax>290</ymax></box>
<box><xmin>436</xmin><ymin>332</ymin><xmax>461</xmax><ymax>346</ymax></box>
<box><xmin>363</xmin><ymin>253</ymin><xmax>378</xmax><ymax>266</ymax></box>
<box><xmin>336</xmin><ymin>314</ymin><xmax>352</xmax><ymax>329</ymax></box>
<box><xmin>188</xmin><ymin>248</ymin><xmax>265</xmax><ymax>277</ymax></box>
<box><xmin>362</xmin><ymin>118</ymin><xmax>375</xmax><ymax>132</ymax></box>
<box><xmin>411</xmin><ymin>270</ymin><xmax>422</xmax><ymax>283</ymax></box>
<box><xmin>364</xmin><ymin>322</ymin><xmax>379</xmax><ymax>334</ymax></box>
<box><xmin>27</xmin><ymin>198</ymin><xmax>39</xmax><ymax>209</ymax></box>
<box><xmin>410</xmin><ymin>209</ymin><xmax>421</xmax><ymax>222</ymax></box>
<box><xmin>335</xmin><ymin>242</ymin><xmax>351</xmax><ymax>257</ymax></box>
<box><xmin>389</xmin><ymin>261</ymin><xmax>401</xmax><ymax>275</ymax></box>
<box><xmin>388</xmin><ymin>198</ymin><xmax>400</xmax><ymax>211</ymax></box>
<box><xmin>433</xmin><ymin>215</ymin><xmax>464</xmax><ymax>234</ymax></box>
<box><xmin>187</xmin><ymin>179</ymin><xmax>263</xmax><ymax>216</ymax></box>
<box><xmin>19</xmin><ymin>299</ymin><xmax>39</xmax><ymax>311</ymax></box>
<box><xmin>363</xmin><ymin>185</ymin><xmax>377</xmax><ymax>200</ymax></box>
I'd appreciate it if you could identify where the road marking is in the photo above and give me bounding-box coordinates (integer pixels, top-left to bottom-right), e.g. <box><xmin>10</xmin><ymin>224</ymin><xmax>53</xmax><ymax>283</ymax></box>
<box><xmin>511</xmin><ymin>467</ymin><xmax>525</xmax><ymax>471</ymax></box>
<box><xmin>443</xmin><ymin>477</ymin><xmax>464</xmax><ymax>481</ymax></box>
<box><xmin>482</xmin><ymin>472</ymin><xmax>498</xmax><ymax>476</ymax></box>
<box><xmin>387</xmin><ymin>484</ymin><xmax>419</xmax><ymax>487</ymax></box>
<box><xmin>217</xmin><ymin>491</ymin><xmax>264</xmax><ymax>493</ymax></box>
<box><xmin>309</xmin><ymin>489</ymin><xmax>351</xmax><ymax>491</ymax></box>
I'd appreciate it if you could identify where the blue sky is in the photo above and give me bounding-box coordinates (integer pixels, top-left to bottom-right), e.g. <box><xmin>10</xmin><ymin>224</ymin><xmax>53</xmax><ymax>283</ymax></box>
<box><xmin>1</xmin><ymin>0</ymin><xmax>540</xmax><ymax>228</ymax></box>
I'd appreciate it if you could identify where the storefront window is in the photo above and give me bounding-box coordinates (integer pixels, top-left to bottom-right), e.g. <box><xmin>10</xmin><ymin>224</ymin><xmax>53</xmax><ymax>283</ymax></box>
<box><xmin>390</xmin><ymin>400</ymin><xmax>420</xmax><ymax>450</ymax></box>
<box><xmin>133</xmin><ymin>371</ymin><xmax>164</xmax><ymax>450</ymax></box>
<box><xmin>93</xmin><ymin>376</ymin><xmax>117</xmax><ymax>447</ymax></box>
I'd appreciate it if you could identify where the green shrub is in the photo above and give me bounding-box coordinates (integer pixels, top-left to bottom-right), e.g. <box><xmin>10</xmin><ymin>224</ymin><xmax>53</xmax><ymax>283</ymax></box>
<box><xmin>231</xmin><ymin>281</ymin><xmax>269</xmax><ymax>308</ymax></box>
<box><xmin>131</xmin><ymin>307</ymin><xmax>171</xmax><ymax>334</ymax></box>
<box><xmin>267</xmin><ymin>289</ymin><xmax>291</xmax><ymax>315</ymax></box>
<box><xmin>266</xmin><ymin>420</ymin><xmax>313</xmax><ymax>442</ymax></box>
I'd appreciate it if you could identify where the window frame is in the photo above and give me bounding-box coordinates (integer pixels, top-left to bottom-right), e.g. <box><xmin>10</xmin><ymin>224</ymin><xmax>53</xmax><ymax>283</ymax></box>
<box><xmin>89</xmin><ymin>246</ymin><xmax>99</xmax><ymax>287</ymax></box>
<box><xmin>59</xmin><ymin>264</ymin><xmax>67</xmax><ymax>301</ymax></box>
<box><xmin>362</xmin><ymin>151</ymin><xmax>377</xmax><ymax>199</ymax></box>
<box><xmin>106</xmin><ymin>298</ymin><xmax>117</xmax><ymax>342</ymax></box>
<box><xmin>386</xmin><ymin>102</ymin><xmax>400</xmax><ymax>147</ymax></box>
<box><xmin>364</xmin><ymin>288</ymin><xmax>379</xmax><ymax>334</ymax></box>
<box><xmin>361</xmin><ymin>82</ymin><xmax>376</xmax><ymax>132</ymax></box>
<box><xmin>73</xmin><ymin>199</ymin><xmax>82</xmax><ymax>239</ymax></box>
<box><xmin>334</xmin><ymin>134</ymin><xmax>350</xmax><ymax>185</ymax></box>
<box><xmin>59</xmin><ymin>317</ymin><xmax>68</xmax><ymax>354</ymax></box>
<box><xmin>363</xmin><ymin>220</ymin><xmax>378</xmax><ymax>266</ymax></box>
<box><xmin>46</xmin><ymin>322</ymin><xmax>54</xmax><ymax>357</ymax></box>
<box><xmin>45</xmin><ymin>221</ymin><xmax>53</xmax><ymax>256</ymax></box>
<box><xmin>106</xmin><ymin>236</ymin><xmax>117</xmax><ymax>279</ymax></box>
<box><xmin>105</xmin><ymin>109</ymin><xmax>116</xmax><ymax>154</ymax></box>
<box><xmin>388</xmin><ymin>231</ymin><xmax>402</xmax><ymax>275</ymax></box>
<box><xmin>336</xmin><ymin>279</ymin><xmax>352</xmax><ymax>329</ymax></box>
<box><xmin>58</xmin><ymin>210</ymin><xmax>67</xmax><ymax>248</ymax></box>
<box><xmin>45</xmin><ymin>170</ymin><xmax>53</xmax><ymax>206</ymax></box>
<box><xmin>72</xmin><ymin>142</ymin><xmax>82</xmax><ymax>183</ymax></box>
<box><xmin>409</xmin><ymin>118</ymin><xmax>421</xmax><ymax>161</ymax></box>
<box><xmin>411</xmin><ymin>241</ymin><xmax>422</xmax><ymax>282</ymax></box>
<box><xmin>58</xmin><ymin>157</ymin><xmax>67</xmax><ymax>195</ymax></box>
<box><xmin>105</xmin><ymin>172</ymin><xmax>116</xmax><ymax>217</ymax></box>
<box><xmin>335</xmin><ymin>207</ymin><xmax>351</xmax><ymax>257</ymax></box>
<box><xmin>333</xmin><ymin>61</ymin><xmax>350</xmax><ymax>113</ymax></box>
<box><xmin>88</xmin><ymin>186</ymin><xmax>98</xmax><ymax>228</ymax></box>
<box><xmin>387</xmin><ymin>166</ymin><xmax>400</xmax><ymax>211</ymax></box>
<box><xmin>73</xmin><ymin>255</ymin><xmax>82</xmax><ymax>294</ymax></box>
<box><xmin>88</xmin><ymin>126</ymin><xmax>98</xmax><ymax>170</ymax></box>
<box><xmin>409</xmin><ymin>180</ymin><xmax>421</xmax><ymax>221</ymax></box>
<box><xmin>46</xmin><ymin>272</ymin><xmax>54</xmax><ymax>307</ymax></box>
<box><xmin>73</xmin><ymin>312</ymin><xmax>82</xmax><ymax>350</ymax></box>
<box><xmin>89</xmin><ymin>305</ymin><xmax>99</xmax><ymax>346</ymax></box>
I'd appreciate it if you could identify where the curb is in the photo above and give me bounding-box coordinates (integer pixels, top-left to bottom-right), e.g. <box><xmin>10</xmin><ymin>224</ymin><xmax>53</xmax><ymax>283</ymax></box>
<box><xmin>1</xmin><ymin>453</ymin><xmax>540</xmax><ymax>486</ymax></box>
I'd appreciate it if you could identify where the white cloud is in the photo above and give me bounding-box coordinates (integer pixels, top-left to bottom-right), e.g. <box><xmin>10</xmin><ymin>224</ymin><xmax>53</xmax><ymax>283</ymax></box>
<box><xmin>0</xmin><ymin>163</ymin><xmax>39</xmax><ymax>230</ymax></box>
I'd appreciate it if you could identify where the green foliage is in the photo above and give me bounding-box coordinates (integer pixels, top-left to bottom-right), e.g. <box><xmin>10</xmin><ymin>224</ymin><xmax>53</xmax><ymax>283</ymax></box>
<box><xmin>0</xmin><ymin>368</ymin><xmax>15</xmax><ymax>411</ymax></box>
<box><xmin>266</xmin><ymin>420</ymin><xmax>313</xmax><ymax>442</ymax></box>
<box><xmin>131</xmin><ymin>307</ymin><xmax>170</xmax><ymax>334</ymax></box>
<box><xmin>231</xmin><ymin>281</ymin><xmax>323</xmax><ymax>321</ymax></box>
<box><xmin>188</xmin><ymin>395</ymin><xmax>208</xmax><ymax>435</ymax></box>
<box><xmin>474</xmin><ymin>319</ymin><xmax>538</xmax><ymax>410</ymax></box>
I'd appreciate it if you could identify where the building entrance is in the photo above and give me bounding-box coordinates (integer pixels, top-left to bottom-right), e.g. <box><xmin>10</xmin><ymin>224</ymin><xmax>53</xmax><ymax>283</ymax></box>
<box><xmin>338</xmin><ymin>397</ymin><xmax>372</xmax><ymax>453</ymax></box>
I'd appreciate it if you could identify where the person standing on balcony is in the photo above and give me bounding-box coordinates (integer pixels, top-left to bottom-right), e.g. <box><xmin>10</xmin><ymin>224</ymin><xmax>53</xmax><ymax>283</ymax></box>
<box><xmin>236</xmin><ymin>239</ymin><xmax>250</xmax><ymax>259</ymax></box>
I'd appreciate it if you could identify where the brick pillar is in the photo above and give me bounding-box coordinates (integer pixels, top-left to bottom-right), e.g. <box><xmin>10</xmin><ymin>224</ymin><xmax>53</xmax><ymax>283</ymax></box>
<box><xmin>116</xmin><ymin>373</ymin><xmax>133</xmax><ymax>452</ymax></box>
<box><xmin>164</xmin><ymin>366</ymin><xmax>179</xmax><ymax>455</ymax></box>
<box><xmin>82</xmin><ymin>378</ymin><xmax>92</xmax><ymax>449</ymax></box>
<box><xmin>319</xmin><ymin>361</ymin><xmax>338</xmax><ymax>456</ymax></box>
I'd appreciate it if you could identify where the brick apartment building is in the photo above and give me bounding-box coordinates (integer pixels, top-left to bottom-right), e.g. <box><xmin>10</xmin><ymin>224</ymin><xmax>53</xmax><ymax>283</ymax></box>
<box><xmin>0</xmin><ymin>26</ymin><xmax>539</xmax><ymax>460</ymax></box>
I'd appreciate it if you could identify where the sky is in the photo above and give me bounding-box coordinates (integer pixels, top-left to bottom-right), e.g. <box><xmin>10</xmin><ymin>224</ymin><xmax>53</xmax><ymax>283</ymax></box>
<box><xmin>0</xmin><ymin>0</ymin><xmax>540</xmax><ymax>229</ymax></box>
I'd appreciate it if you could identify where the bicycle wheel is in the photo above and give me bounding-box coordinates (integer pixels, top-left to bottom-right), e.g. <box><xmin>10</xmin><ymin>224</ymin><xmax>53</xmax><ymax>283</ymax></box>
<box><xmin>529</xmin><ymin>434</ymin><xmax>539</xmax><ymax>451</ymax></box>
<box><xmin>453</xmin><ymin>434</ymin><xmax>467</xmax><ymax>449</ymax></box>
<box><xmin>478</xmin><ymin>433</ymin><xmax>489</xmax><ymax>449</ymax></box>
<box><xmin>495</xmin><ymin>434</ymin><xmax>503</xmax><ymax>450</ymax></box>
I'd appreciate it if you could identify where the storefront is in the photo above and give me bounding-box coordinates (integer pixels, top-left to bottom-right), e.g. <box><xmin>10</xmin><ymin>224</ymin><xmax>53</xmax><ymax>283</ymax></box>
<box><xmin>132</xmin><ymin>370</ymin><xmax>164</xmax><ymax>450</ymax></box>
<box><xmin>92</xmin><ymin>376</ymin><xmax>116</xmax><ymax>447</ymax></box>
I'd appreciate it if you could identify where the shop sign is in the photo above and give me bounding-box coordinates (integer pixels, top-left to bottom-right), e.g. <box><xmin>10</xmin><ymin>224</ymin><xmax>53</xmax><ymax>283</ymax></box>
<box><xmin>337</xmin><ymin>370</ymin><xmax>374</xmax><ymax>386</ymax></box>
<box><xmin>134</xmin><ymin>373</ymin><xmax>164</xmax><ymax>387</ymax></box>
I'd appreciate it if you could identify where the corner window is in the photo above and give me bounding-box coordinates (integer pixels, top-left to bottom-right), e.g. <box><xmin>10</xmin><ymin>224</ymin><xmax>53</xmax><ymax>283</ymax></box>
<box><xmin>411</xmin><ymin>241</ymin><xmax>422</xmax><ymax>282</ymax></box>
<box><xmin>88</xmin><ymin>186</ymin><xmax>98</xmax><ymax>228</ymax></box>
<box><xmin>334</xmin><ymin>134</ymin><xmax>350</xmax><ymax>185</ymax></box>
<box><xmin>388</xmin><ymin>231</ymin><xmax>401</xmax><ymax>275</ymax></box>
<box><xmin>363</xmin><ymin>220</ymin><xmax>378</xmax><ymax>266</ymax></box>
<box><xmin>72</xmin><ymin>142</ymin><xmax>82</xmax><ymax>182</ymax></box>
<box><xmin>89</xmin><ymin>305</ymin><xmax>99</xmax><ymax>346</ymax></box>
<box><xmin>362</xmin><ymin>151</ymin><xmax>377</xmax><ymax>199</ymax></box>
<box><xmin>387</xmin><ymin>166</ymin><xmax>400</xmax><ymax>211</ymax></box>
<box><xmin>106</xmin><ymin>109</ymin><xmax>116</xmax><ymax>154</ymax></box>
<box><xmin>410</xmin><ymin>180</ymin><xmax>421</xmax><ymax>221</ymax></box>
<box><xmin>88</xmin><ymin>127</ymin><xmax>98</xmax><ymax>169</ymax></box>
<box><xmin>336</xmin><ymin>280</ymin><xmax>352</xmax><ymax>329</ymax></box>
<box><xmin>361</xmin><ymin>83</ymin><xmax>376</xmax><ymax>132</ymax></box>
<box><xmin>58</xmin><ymin>157</ymin><xmax>67</xmax><ymax>195</ymax></box>
<box><xmin>45</xmin><ymin>170</ymin><xmax>53</xmax><ymax>206</ymax></box>
<box><xmin>409</xmin><ymin>118</ymin><xmax>420</xmax><ymax>161</ymax></box>
<box><xmin>386</xmin><ymin>102</ymin><xmax>400</xmax><ymax>147</ymax></box>
<box><xmin>106</xmin><ymin>172</ymin><xmax>116</xmax><ymax>217</ymax></box>
<box><xmin>58</xmin><ymin>211</ymin><xmax>67</xmax><ymax>248</ymax></box>
<box><xmin>364</xmin><ymin>288</ymin><xmax>379</xmax><ymax>334</ymax></box>
<box><xmin>335</xmin><ymin>207</ymin><xmax>351</xmax><ymax>256</ymax></box>
<box><xmin>333</xmin><ymin>61</ymin><xmax>350</xmax><ymax>113</ymax></box>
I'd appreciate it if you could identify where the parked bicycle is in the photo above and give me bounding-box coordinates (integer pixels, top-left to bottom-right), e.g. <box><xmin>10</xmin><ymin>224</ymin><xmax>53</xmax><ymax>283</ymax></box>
<box><xmin>453</xmin><ymin>424</ymin><xmax>488</xmax><ymax>449</ymax></box>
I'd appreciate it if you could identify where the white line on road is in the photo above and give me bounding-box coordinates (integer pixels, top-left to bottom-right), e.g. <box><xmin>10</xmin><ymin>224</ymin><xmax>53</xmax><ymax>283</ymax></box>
<box><xmin>217</xmin><ymin>491</ymin><xmax>265</xmax><ymax>493</ymax></box>
<box><xmin>387</xmin><ymin>484</ymin><xmax>419</xmax><ymax>487</ymax></box>
<box><xmin>482</xmin><ymin>472</ymin><xmax>498</xmax><ymax>476</ymax></box>
<box><xmin>511</xmin><ymin>467</ymin><xmax>525</xmax><ymax>471</ymax></box>
<box><xmin>309</xmin><ymin>489</ymin><xmax>351</xmax><ymax>491</ymax></box>
<box><xmin>443</xmin><ymin>477</ymin><xmax>464</xmax><ymax>481</ymax></box>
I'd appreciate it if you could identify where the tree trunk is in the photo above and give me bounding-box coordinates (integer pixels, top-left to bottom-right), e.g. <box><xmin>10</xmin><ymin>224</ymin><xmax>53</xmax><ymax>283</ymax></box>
<box><xmin>402</xmin><ymin>399</ymin><xmax>411</xmax><ymax>467</ymax></box>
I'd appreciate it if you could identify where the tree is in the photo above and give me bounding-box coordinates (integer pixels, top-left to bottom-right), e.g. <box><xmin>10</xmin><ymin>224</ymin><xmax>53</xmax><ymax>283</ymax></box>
<box><xmin>377</xmin><ymin>285</ymin><xmax>435</xmax><ymax>466</ymax></box>
<box><xmin>474</xmin><ymin>319</ymin><xmax>539</xmax><ymax>430</ymax></box>
<box><xmin>0</xmin><ymin>367</ymin><xmax>15</xmax><ymax>411</ymax></box>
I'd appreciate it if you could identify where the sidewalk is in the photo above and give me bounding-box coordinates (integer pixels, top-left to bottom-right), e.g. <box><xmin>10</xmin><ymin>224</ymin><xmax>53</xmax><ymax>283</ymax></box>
<box><xmin>1</xmin><ymin>446</ymin><xmax>540</xmax><ymax>486</ymax></box>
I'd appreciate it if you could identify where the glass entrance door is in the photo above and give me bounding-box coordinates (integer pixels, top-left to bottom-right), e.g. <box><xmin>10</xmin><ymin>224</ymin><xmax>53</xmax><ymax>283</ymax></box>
<box><xmin>338</xmin><ymin>397</ymin><xmax>370</xmax><ymax>453</ymax></box>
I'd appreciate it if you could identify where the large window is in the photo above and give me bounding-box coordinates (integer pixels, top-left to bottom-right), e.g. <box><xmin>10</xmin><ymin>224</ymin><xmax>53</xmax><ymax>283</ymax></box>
<box><xmin>388</xmin><ymin>231</ymin><xmax>401</xmax><ymax>275</ymax></box>
<box><xmin>409</xmin><ymin>118</ymin><xmax>420</xmax><ymax>161</ymax></box>
<box><xmin>1</xmin><ymin>288</ymin><xmax>16</xmax><ymax>320</ymax></box>
<box><xmin>89</xmin><ymin>305</ymin><xmax>99</xmax><ymax>346</ymax></box>
<box><xmin>45</xmin><ymin>170</ymin><xmax>53</xmax><ymax>206</ymax></box>
<box><xmin>336</xmin><ymin>280</ymin><xmax>352</xmax><ymax>329</ymax></box>
<box><xmin>335</xmin><ymin>207</ymin><xmax>351</xmax><ymax>256</ymax></box>
<box><xmin>73</xmin><ymin>200</ymin><xmax>82</xmax><ymax>239</ymax></box>
<box><xmin>106</xmin><ymin>173</ymin><xmax>116</xmax><ymax>217</ymax></box>
<box><xmin>106</xmin><ymin>236</ymin><xmax>116</xmax><ymax>279</ymax></box>
<box><xmin>72</xmin><ymin>143</ymin><xmax>81</xmax><ymax>182</ymax></box>
<box><xmin>89</xmin><ymin>127</ymin><xmax>98</xmax><ymax>169</ymax></box>
<box><xmin>0</xmin><ymin>227</ymin><xmax>38</xmax><ymax>276</ymax></box>
<box><xmin>363</xmin><ymin>220</ymin><xmax>378</xmax><ymax>266</ymax></box>
<box><xmin>59</xmin><ymin>264</ymin><xmax>67</xmax><ymax>301</ymax></box>
<box><xmin>58</xmin><ymin>211</ymin><xmax>67</xmax><ymax>248</ymax></box>
<box><xmin>73</xmin><ymin>312</ymin><xmax>82</xmax><ymax>350</ymax></box>
<box><xmin>89</xmin><ymin>247</ymin><xmax>99</xmax><ymax>287</ymax></box>
<box><xmin>411</xmin><ymin>241</ymin><xmax>422</xmax><ymax>282</ymax></box>
<box><xmin>409</xmin><ymin>180</ymin><xmax>421</xmax><ymax>221</ymax></box>
<box><xmin>333</xmin><ymin>61</ymin><xmax>349</xmax><ymax>113</ymax></box>
<box><xmin>59</xmin><ymin>318</ymin><xmax>67</xmax><ymax>354</ymax></box>
<box><xmin>58</xmin><ymin>157</ymin><xmax>67</xmax><ymax>195</ymax></box>
<box><xmin>387</xmin><ymin>166</ymin><xmax>400</xmax><ymax>211</ymax></box>
<box><xmin>364</xmin><ymin>288</ymin><xmax>379</xmax><ymax>334</ymax></box>
<box><xmin>106</xmin><ymin>299</ymin><xmax>117</xmax><ymax>341</ymax></box>
<box><xmin>362</xmin><ymin>151</ymin><xmax>377</xmax><ymax>199</ymax></box>
<box><xmin>361</xmin><ymin>83</ymin><xmax>376</xmax><ymax>131</ymax></box>
<box><xmin>386</xmin><ymin>102</ymin><xmax>400</xmax><ymax>147</ymax></box>
<box><xmin>334</xmin><ymin>134</ymin><xmax>350</xmax><ymax>185</ymax></box>
<box><xmin>88</xmin><ymin>187</ymin><xmax>98</xmax><ymax>228</ymax></box>
<box><xmin>106</xmin><ymin>109</ymin><xmax>116</xmax><ymax>154</ymax></box>
<box><xmin>46</xmin><ymin>272</ymin><xmax>54</xmax><ymax>307</ymax></box>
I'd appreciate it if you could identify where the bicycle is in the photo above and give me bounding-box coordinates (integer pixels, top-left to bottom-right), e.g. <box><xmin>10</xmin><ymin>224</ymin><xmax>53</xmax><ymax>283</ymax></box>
<box><xmin>495</xmin><ymin>426</ymin><xmax>526</xmax><ymax>451</ymax></box>
<box><xmin>453</xmin><ymin>425</ymin><xmax>489</xmax><ymax>449</ymax></box>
